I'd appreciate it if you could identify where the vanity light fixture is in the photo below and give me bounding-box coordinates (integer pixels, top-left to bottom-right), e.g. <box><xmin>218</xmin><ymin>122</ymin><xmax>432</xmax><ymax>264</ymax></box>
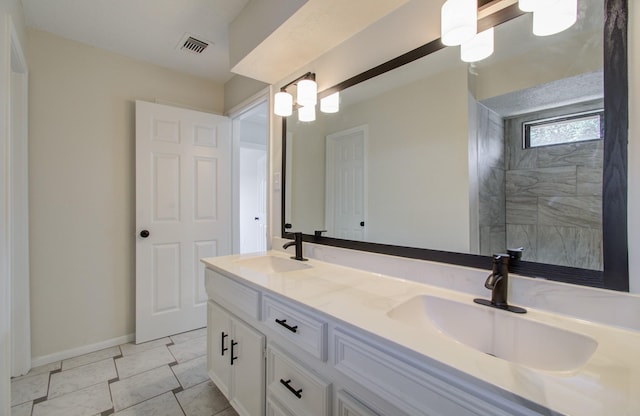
<box><xmin>274</xmin><ymin>91</ymin><xmax>293</xmax><ymax>117</ymax></box>
<box><xmin>441</xmin><ymin>0</ymin><xmax>478</xmax><ymax>46</ymax></box>
<box><xmin>297</xmin><ymin>79</ymin><xmax>318</xmax><ymax>107</ymax></box>
<box><xmin>320</xmin><ymin>92</ymin><xmax>340</xmax><ymax>113</ymax></box>
<box><xmin>533</xmin><ymin>0</ymin><xmax>578</xmax><ymax>36</ymax></box>
<box><xmin>298</xmin><ymin>105</ymin><xmax>316</xmax><ymax>122</ymax></box>
<box><xmin>461</xmin><ymin>27</ymin><xmax>494</xmax><ymax>62</ymax></box>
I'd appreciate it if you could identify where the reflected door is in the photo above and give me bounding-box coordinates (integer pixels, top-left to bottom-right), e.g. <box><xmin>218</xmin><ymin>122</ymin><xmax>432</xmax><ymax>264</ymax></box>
<box><xmin>135</xmin><ymin>101</ymin><xmax>231</xmax><ymax>343</ymax></box>
<box><xmin>326</xmin><ymin>126</ymin><xmax>367</xmax><ymax>240</ymax></box>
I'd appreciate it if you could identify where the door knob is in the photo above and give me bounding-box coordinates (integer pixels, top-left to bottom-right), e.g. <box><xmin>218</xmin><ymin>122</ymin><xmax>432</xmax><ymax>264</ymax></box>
<box><xmin>139</xmin><ymin>230</ymin><xmax>150</xmax><ymax>238</ymax></box>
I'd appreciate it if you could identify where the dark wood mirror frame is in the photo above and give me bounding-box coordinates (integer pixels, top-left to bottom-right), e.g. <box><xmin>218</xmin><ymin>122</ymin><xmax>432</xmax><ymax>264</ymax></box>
<box><xmin>282</xmin><ymin>0</ymin><xmax>629</xmax><ymax>291</ymax></box>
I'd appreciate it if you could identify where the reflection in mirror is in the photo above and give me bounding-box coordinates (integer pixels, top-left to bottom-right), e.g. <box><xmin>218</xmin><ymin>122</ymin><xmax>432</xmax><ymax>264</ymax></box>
<box><xmin>283</xmin><ymin>0</ymin><xmax>624</xmax><ymax>285</ymax></box>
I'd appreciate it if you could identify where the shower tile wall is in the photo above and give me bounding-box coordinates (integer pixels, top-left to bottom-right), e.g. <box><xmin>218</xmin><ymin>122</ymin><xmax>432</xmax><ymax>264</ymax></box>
<box><xmin>477</xmin><ymin>104</ymin><xmax>506</xmax><ymax>256</ymax></box>
<box><xmin>503</xmin><ymin>104</ymin><xmax>603</xmax><ymax>270</ymax></box>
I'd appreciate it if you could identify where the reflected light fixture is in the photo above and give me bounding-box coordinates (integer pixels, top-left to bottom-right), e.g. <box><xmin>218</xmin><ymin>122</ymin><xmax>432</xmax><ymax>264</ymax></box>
<box><xmin>441</xmin><ymin>0</ymin><xmax>477</xmax><ymax>46</ymax></box>
<box><xmin>533</xmin><ymin>0</ymin><xmax>578</xmax><ymax>36</ymax></box>
<box><xmin>320</xmin><ymin>92</ymin><xmax>340</xmax><ymax>113</ymax></box>
<box><xmin>298</xmin><ymin>105</ymin><xmax>316</xmax><ymax>122</ymax></box>
<box><xmin>274</xmin><ymin>91</ymin><xmax>293</xmax><ymax>117</ymax></box>
<box><xmin>461</xmin><ymin>27</ymin><xmax>494</xmax><ymax>62</ymax></box>
<box><xmin>297</xmin><ymin>79</ymin><xmax>318</xmax><ymax>107</ymax></box>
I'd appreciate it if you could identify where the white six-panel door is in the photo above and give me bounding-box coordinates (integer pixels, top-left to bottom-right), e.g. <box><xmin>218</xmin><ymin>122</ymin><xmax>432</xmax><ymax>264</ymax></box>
<box><xmin>135</xmin><ymin>101</ymin><xmax>231</xmax><ymax>343</ymax></box>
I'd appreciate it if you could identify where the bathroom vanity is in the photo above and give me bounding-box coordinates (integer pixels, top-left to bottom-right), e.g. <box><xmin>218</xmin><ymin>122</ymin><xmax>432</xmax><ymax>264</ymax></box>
<box><xmin>202</xmin><ymin>250</ymin><xmax>640</xmax><ymax>416</ymax></box>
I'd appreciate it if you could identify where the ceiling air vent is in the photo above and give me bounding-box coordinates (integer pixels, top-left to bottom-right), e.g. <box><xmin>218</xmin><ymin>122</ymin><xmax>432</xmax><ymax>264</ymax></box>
<box><xmin>180</xmin><ymin>36</ymin><xmax>209</xmax><ymax>55</ymax></box>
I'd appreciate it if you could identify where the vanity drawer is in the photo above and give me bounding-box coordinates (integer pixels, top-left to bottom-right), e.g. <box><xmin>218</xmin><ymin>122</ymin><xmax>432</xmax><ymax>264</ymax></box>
<box><xmin>263</xmin><ymin>294</ymin><xmax>327</xmax><ymax>360</ymax></box>
<box><xmin>205</xmin><ymin>268</ymin><xmax>260</xmax><ymax>320</ymax></box>
<box><xmin>267</xmin><ymin>345</ymin><xmax>331</xmax><ymax>416</ymax></box>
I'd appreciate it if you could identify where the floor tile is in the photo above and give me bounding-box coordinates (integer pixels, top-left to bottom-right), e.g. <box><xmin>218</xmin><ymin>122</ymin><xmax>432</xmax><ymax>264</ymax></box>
<box><xmin>12</xmin><ymin>361</ymin><xmax>61</xmax><ymax>381</ymax></box>
<box><xmin>62</xmin><ymin>346</ymin><xmax>121</xmax><ymax>371</ymax></box>
<box><xmin>10</xmin><ymin>401</ymin><xmax>33</xmax><ymax>416</ymax></box>
<box><xmin>170</xmin><ymin>328</ymin><xmax>206</xmax><ymax>345</ymax></box>
<box><xmin>176</xmin><ymin>381</ymin><xmax>229</xmax><ymax>416</ymax></box>
<box><xmin>214</xmin><ymin>406</ymin><xmax>239</xmax><ymax>416</ymax></box>
<box><xmin>168</xmin><ymin>336</ymin><xmax>206</xmax><ymax>363</ymax></box>
<box><xmin>10</xmin><ymin>372</ymin><xmax>49</xmax><ymax>407</ymax></box>
<box><xmin>49</xmin><ymin>358</ymin><xmax>117</xmax><ymax>399</ymax></box>
<box><xmin>119</xmin><ymin>338</ymin><xmax>171</xmax><ymax>356</ymax></box>
<box><xmin>115</xmin><ymin>345</ymin><xmax>175</xmax><ymax>379</ymax></box>
<box><xmin>171</xmin><ymin>355</ymin><xmax>208</xmax><ymax>389</ymax></box>
<box><xmin>32</xmin><ymin>382</ymin><xmax>112</xmax><ymax>416</ymax></box>
<box><xmin>110</xmin><ymin>365</ymin><xmax>180</xmax><ymax>411</ymax></box>
<box><xmin>112</xmin><ymin>391</ymin><xmax>185</xmax><ymax>416</ymax></box>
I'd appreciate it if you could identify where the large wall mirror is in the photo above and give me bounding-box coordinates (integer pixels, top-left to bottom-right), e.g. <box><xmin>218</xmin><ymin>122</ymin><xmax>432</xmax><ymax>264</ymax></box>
<box><xmin>282</xmin><ymin>0</ymin><xmax>628</xmax><ymax>291</ymax></box>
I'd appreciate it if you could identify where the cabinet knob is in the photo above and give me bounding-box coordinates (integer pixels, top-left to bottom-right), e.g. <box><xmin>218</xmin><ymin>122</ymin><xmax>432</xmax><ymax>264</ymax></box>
<box><xmin>139</xmin><ymin>230</ymin><xmax>150</xmax><ymax>238</ymax></box>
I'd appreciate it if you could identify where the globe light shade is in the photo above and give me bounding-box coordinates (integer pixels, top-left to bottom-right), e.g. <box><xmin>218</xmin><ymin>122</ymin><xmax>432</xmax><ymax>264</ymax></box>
<box><xmin>297</xmin><ymin>79</ymin><xmax>318</xmax><ymax>107</ymax></box>
<box><xmin>274</xmin><ymin>91</ymin><xmax>293</xmax><ymax>117</ymax></box>
<box><xmin>533</xmin><ymin>0</ymin><xmax>578</xmax><ymax>36</ymax></box>
<box><xmin>441</xmin><ymin>0</ymin><xmax>477</xmax><ymax>46</ymax></box>
<box><xmin>298</xmin><ymin>105</ymin><xmax>316</xmax><ymax>122</ymax></box>
<box><xmin>320</xmin><ymin>92</ymin><xmax>340</xmax><ymax>113</ymax></box>
<box><xmin>461</xmin><ymin>27</ymin><xmax>494</xmax><ymax>62</ymax></box>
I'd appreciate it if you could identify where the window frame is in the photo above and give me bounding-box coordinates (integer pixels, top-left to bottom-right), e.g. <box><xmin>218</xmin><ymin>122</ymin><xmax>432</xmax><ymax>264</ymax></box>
<box><xmin>522</xmin><ymin>109</ymin><xmax>605</xmax><ymax>149</ymax></box>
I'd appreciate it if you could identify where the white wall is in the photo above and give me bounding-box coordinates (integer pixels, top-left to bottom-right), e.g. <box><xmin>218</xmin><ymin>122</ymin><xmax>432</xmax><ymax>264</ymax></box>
<box><xmin>27</xmin><ymin>29</ymin><xmax>224</xmax><ymax>360</ymax></box>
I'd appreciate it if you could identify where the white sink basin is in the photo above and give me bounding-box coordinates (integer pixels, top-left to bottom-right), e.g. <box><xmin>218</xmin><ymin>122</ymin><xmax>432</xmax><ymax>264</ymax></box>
<box><xmin>234</xmin><ymin>256</ymin><xmax>311</xmax><ymax>274</ymax></box>
<box><xmin>387</xmin><ymin>295</ymin><xmax>597</xmax><ymax>372</ymax></box>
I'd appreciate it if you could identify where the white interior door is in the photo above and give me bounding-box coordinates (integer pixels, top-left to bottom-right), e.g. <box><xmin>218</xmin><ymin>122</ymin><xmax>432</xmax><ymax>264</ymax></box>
<box><xmin>136</xmin><ymin>101</ymin><xmax>231</xmax><ymax>343</ymax></box>
<box><xmin>326</xmin><ymin>126</ymin><xmax>367</xmax><ymax>240</ymax></box>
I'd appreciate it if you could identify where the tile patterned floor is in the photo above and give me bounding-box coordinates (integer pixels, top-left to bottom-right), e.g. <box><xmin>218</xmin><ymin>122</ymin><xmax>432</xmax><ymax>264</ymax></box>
<box><xmin>10</xmin><ymin>328</ymin><xmax>238</xmax><ymax>416</ymax></box>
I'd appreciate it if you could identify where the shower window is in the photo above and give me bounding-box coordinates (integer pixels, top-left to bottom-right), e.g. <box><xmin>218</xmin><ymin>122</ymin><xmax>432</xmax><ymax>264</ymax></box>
<box><xmin>523</xmin><ymin>110</ymin><xmax>604</xmax><ymax>148</ymax></box>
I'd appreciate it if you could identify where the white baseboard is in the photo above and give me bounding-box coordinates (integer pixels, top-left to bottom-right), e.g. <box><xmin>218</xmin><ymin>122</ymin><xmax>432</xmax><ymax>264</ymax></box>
<box><xmin>31</xmin><ymin>333</ymin><xmax>135</xmax><ymax>368</ymax></box>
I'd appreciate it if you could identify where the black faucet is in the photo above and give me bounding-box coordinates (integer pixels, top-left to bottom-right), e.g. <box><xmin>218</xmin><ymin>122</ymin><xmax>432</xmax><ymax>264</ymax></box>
<box><xmin>474</xmin><ymin>254</ymin><xmax>526</xmax><ymax>314</ymax></box>
<box><xmin>283</xmin><ymin>232</ymin><xmax>307</xmax><ymax>261</ymax></box>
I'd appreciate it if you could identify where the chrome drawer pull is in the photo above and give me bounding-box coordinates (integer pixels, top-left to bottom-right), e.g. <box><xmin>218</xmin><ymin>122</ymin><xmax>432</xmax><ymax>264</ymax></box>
<box><xmin>275</xmin><ymin>318</ymin><xmax>298</xmax><ymax>333</ymax></box>
<box><xmin>280</xmin><ymin>378</ymin><xmax>303</xmax><ymax>399</ymax></box>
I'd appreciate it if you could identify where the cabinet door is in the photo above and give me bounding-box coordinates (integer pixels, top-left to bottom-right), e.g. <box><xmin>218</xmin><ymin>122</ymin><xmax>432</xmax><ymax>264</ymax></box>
<box><xmin>208</xmin><ymin>301</ymin><xmax>232</xmax><ymax>399</ymax></box>
<box><xmin>336</xmin><ymin>390</ymin><xmax>380</xmax><ymax>416</ymax></box>
<box><xmin>231</xmin><ymin>317</ymin><xmax>266</xmax><ymax>416</ymax></box>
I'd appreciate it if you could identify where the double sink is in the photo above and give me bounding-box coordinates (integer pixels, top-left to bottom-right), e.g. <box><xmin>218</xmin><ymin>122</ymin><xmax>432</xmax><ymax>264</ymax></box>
<box><xmin>234</xmin><ymin>255</ymin><xmax>598</xmax><ymax>373</ymax></box>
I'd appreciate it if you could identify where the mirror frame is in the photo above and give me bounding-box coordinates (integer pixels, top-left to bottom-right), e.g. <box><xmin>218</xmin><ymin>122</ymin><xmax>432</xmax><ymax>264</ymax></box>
<box><xmin>281</xmin><ymin>0</ymin><xmax>628</xmax><ymax>291</ymax></box>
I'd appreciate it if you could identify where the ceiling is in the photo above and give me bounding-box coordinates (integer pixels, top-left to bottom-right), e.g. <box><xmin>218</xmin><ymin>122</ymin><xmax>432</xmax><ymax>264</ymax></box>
<box><xmin>21</xmin><ymin>0</ymin><xmax>250</xmax><ymax>83</ymax></box>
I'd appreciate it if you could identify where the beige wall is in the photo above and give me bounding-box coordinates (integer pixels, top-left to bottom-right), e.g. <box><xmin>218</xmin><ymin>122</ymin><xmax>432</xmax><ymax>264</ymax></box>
<box><xmin>28</xmin><ymin>29</ymin><xmax>224</xmax><ymax>359</ymax></box>
<box><xmin>224</xmin><ymin>74</ymin><xmax>268</xmax><ymax>114</ymax></box>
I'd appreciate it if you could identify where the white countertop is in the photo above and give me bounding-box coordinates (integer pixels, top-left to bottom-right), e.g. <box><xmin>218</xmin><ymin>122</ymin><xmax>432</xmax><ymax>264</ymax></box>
<box><xmin>202</xmin><ymin>251</ymin><xmax>640</xmax><ymax>416</ymax></box>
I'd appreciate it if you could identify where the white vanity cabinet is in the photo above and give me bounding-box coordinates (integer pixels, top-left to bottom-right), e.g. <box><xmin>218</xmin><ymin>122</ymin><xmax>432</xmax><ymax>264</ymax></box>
<box><xmin>207</xmin><ymin>300</ymin><xmax>265</xmax><ymax>416</ymax></box>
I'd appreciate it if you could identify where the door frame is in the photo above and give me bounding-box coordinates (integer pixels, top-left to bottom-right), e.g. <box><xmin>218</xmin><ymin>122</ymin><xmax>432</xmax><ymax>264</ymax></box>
<box><xmin>228</xmin><ymin>90</ymin><xmax>270</xmax><ymax>254</ymax></box>
<box><xmin>324</xmin><ymin>125</ymin><xmax>368</xmax><ymax>238</ymax></box>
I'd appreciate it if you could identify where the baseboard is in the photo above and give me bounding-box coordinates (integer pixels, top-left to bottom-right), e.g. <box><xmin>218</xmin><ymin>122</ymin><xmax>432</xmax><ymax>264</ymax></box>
<box><xmin>31</xmin><ymin>333</ymin><xmax>135</xmax><ymax>368</ymax></box>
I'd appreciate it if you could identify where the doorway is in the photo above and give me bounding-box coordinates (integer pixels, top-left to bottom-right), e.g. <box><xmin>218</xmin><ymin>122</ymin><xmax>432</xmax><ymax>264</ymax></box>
<box><xmin>231</xmin><ymin>100</ymin><xmax>269</xmax><ymax>254</ymax></box>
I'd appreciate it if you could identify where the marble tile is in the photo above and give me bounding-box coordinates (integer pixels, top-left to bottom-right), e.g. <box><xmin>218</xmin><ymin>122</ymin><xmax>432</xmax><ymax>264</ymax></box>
<box><xmin>506</xmin><ymin>166</ymin><xmax>577</xmax><ymax>197</ymax></box>
<box><xmin>32</xmin><ymin>382</ymin><xmax>112</xmax><ymax>416</ymax></box>
<box><xmin>577</xmin><ymin>166</ymin><xmax>603</xmax><ymax>196</ymax></box>
<box><xmin>171</xmin><ymin>355</ymin><xmax>208</xmax><ymax>389</ymax></box>
<box><xmin>110</xmin><ymin>365</ymin><xmax>180</xmax><ymax>411</ymax></box>
<box><xmin>479</xmin><ymin>167</ymin><xmax>505</xmax><ymax>197</ymax></box>
<box><xmin>215</xmin><ymin>406</ymin><xmax>239</xmax><ymax>416</ymax></box>
<box><xmin>505</xmin><ymin>118</ymin><xmax>537</xmax><ymax>170</ymax></box>
<box><xmin>537</xmin><ymin>226</ymin><xmax>602</xmax><ymax>270</ymax></box>
<box><xmin>478</xmin><ymin>194</ymin><xmax>505</xmax><ymax>226</ymax></box>
<box><xmin>168</xmin><ymin>336</ymin><xmax>206</xmax><ymax>363</ymax></box>
<box><xmin>176</xmin><ymin>381</ymin><xmax>230</xmax><ymax>416</ymax></box>
<box><xmin>62</xmin><ymin>346</ymin><xmax>121</xmax><ymax>371</ymax></box>
<box><xmin>119</xmin><ymin>337</ymin><xmax>171</xmax><ymax>356</ymax></box>
<box><xmin>479</xmin><ymin>225</ymin><xmax>506</xmax><ymax>257</ymax></box>
<box><xmin>170</xmin><ymin>328</ymin><xmax>207</xmax><ymax>345</ymax></box>
<box><xmin>12</xmin><ymin>361</ymin><xmax>61</xmax><ymax>381</ymax></box>
<box><xmin>537</xmin><ymin>140</ymin><xmax>603</xmax><ymax>169</ymax></box>
<box><xmin>115</xmin><ymin>345</ymin><xmax>175</xmax><ymax>379</ymax></box>
<box><xmin>10</xmin><ymin>401</ymin><xmax>33</xmax><ymax>416</ymax></box>
<box><xmin>11</xmin><ymin>373</ymin><xmax>49</xmax><ymax>406</ymax></box>
<box><xmin>538</xmin><ymin>196</ymin><xmax>601</xmax><ymax>229</ymax></box>
<box><xmin>506</xmin><ymin>197</ymin><xmax>538</xmax><ymax>225</ymax></box>
<box><xmin>477</xmin><ymin>104</ymin><xmax>505</xmax><ymax>170</ymax></box>
<box><xmin>49</xmin><ymin>358</ymin><xmax>117</xmax><ymax>399</ymax></box>
<box><xmin>506</xmin><ymin>224</ymin><xmax>537</xmax><ymax>262</ymax></box>
<box><xmin>112</xmin><ymin>391</ymin><xmax>184</xmax><ymax>416</ymax></box>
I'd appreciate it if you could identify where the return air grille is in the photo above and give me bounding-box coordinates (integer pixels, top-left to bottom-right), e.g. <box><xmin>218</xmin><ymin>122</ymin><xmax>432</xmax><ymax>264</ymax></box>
<box><xmin>181</xmin><ymin>36</ymin><xmax>209</xmax><ymax>54</ymax></box>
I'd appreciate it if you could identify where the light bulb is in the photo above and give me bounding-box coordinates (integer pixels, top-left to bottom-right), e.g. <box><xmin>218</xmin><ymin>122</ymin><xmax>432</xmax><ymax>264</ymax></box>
<box><xmin>298</xmin><ymin>105</ymin><xmax>316</xmax><ymax>122</ymax></box>
<box><xmin>533</xmin><ymin>0</ymin><xmax>577</xmax><ymax>36</ymax></box>
<box><xmin>274</xmin><ymin>91</ymin><xmax>293</xmax><ymax>117</ymax></box>
<box><xmin>461</xmin><ymin>27</ymin><xmax>494</xmax><ymax>62</ymax></box>
<box><xmin>320</xmin><ymin>92</ymin><xmax>340</xmax><ymax>113</ymax></box>
<box><xmin>297</xmin><ymin>79</ymin><xmax>317</xmax><ymax>107</ymax></box>
<box><xmin>441</xmin><ymin>0</ymin><xmax>477</xmax><ymax>46</ymax></box>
